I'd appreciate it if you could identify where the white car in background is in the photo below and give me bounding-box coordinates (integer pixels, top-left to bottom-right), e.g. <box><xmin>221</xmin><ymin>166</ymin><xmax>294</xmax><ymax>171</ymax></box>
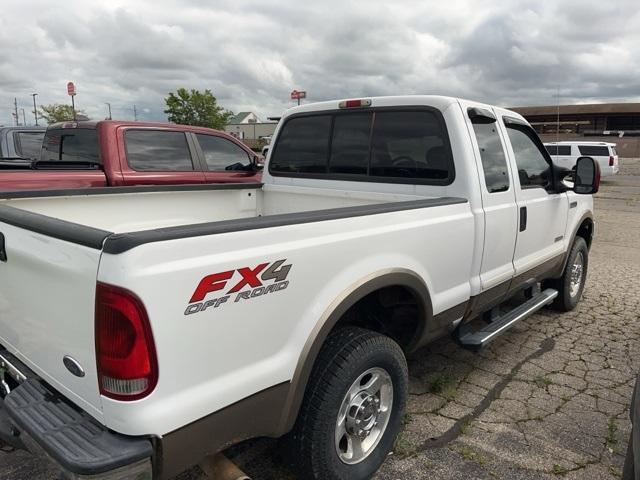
<box><xmin>544</xmin><ymin>141</ymin><xmax>619</xmax><ymax>177</ymax></box>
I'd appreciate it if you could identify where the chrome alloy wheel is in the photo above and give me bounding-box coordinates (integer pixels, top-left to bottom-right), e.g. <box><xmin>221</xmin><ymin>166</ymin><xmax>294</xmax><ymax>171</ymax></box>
<box><xmin>334</xmin><ymin>367</ymin><xmax>393</xmax><ymax>465</ymax></box>
<box><xmin>569</xmin><ymin>251</ymin><xmax>585</xmax><ymax>298</ymax></box>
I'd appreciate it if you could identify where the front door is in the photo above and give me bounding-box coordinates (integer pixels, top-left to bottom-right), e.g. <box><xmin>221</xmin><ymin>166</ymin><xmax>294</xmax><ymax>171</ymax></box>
<box><xmin>499</xmin><ymin>118</ymin><xmax>569</xmax><ymax>279</ymax></box>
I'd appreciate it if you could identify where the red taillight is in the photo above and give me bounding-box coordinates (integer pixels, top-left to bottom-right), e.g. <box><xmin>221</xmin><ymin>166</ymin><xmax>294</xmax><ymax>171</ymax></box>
<box><xmin>95</xmin><ymin>282</ymin><xmax>158</xmax><ymax>401</ymax></box>
<box><xmin>338</xmin><ymin>99</ymin><xmax>372</xmax><ymax>109</ymax></box>
<box><xmin>609</xmin><ymin>156</ymin><xmax>614</xmax><ymax>166</ymax></box>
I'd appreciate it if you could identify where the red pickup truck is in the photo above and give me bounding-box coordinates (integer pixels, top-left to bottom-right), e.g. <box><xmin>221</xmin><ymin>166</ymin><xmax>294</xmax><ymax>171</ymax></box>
<box><xmin>0</xmin><ymin>121</ymin><xmax>262</xmax><ymax>191</ymax></box>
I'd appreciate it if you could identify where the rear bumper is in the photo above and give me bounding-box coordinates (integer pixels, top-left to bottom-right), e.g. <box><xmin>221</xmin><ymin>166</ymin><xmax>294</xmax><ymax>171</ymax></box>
<box><xmin>1</xmin><ymin>377</ymin><xmax>153</xmax><ymax>479</ymax></box>
<box><xmin>600</xmin><ymin>164</ymin><xmax>619</xmax><ymax>177</ymax></box>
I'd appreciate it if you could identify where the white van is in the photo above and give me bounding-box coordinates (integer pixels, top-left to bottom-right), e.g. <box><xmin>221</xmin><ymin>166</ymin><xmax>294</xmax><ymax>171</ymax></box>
<box><xmin>544</xmin><ymin>141</ymin><xmax>619</xmax><ymax>177</ymax></box>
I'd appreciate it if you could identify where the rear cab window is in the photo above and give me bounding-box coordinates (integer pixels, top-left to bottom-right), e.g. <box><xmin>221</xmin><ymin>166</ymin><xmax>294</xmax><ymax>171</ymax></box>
<box><xmin>125</xmin><ymin>130</ymin><xmax>194</xmax><ymax>171</ymax></box>
<box><xmin>270</xmin><ymin>109</ymin><xmax>454</xmax><ymax>184</ymax></box>
<box><xmin>14</xmin><ymin>131</ymin><xmax>45</xmax><ymax>159</ymax></box>
<box><xmin>41</xmin><ymin>128</ymin><xmax>100</xmax><ymax>163</ymax></box>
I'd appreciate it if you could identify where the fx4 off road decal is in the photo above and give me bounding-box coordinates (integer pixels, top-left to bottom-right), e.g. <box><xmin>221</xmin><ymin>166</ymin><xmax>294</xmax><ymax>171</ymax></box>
<box><xmin>185</xmin><ymin>259</ymin><xmax>292</xmax><ymax>316</ymax></box>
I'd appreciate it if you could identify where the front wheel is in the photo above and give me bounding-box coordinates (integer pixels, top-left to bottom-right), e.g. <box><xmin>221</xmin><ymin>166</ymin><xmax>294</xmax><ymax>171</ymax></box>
<box><xmin>549</xmin><ymin>236</ymin><xmax>589</xmax><ymax>311</ymax></box>
<box><xmin>292</xmin><ymin>327</ymin><xmax>408</xmax><ymax>480</ymax></box>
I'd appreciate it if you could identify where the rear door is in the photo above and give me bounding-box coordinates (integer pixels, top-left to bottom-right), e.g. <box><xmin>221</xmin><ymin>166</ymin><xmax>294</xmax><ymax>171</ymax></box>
<box><xmin>193</xmin><ymin>133</ymin><xmax>259</xmax><ymax>183</ymax></box>
<box><xmin>500</xmin><ymin>116</ymin><xmax>569</xmax><ymax>278</ymax></box>
<box><xmin>118</xmin><ymin>128</ymin><xmax>206</xmax><ymax>185</ymax></box>
<box><xmin>460</xmin><ymin>100</ymin><xmax>518</xmax><ymax>292</ymax></box>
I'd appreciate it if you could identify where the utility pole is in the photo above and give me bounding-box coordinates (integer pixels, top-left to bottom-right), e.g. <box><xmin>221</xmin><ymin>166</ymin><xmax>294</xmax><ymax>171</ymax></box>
<box><xmin>13</xmin><ymin>98</ymin><xmax>18</xmax><ymax>126</ymax></box>
<box><xmin>133</xmin><ymin>104</ymin><xmax>138</xmax><ymax>121</ymax></box>
<box><xmin>31</xmin><ymin>93</ymin><xmax>38</xmax><ymax>125</ymax></box>
<box><xmin>21</xmin><ymin>109</ymin><xmax>26</xmax><ymax>126</ymax></box>
<box><xmin>71</xmin><ymin>94</ymin><xmax>77</xmax><ymax>121</ymax></box>
<box><xmin>105</xmin><ymin>102</ymin><xmax>112</xmax><ymax>120</ymax></box>
<box><xmin>556</xmin><ymin>87</ymin><xmax>560</xmax><ymax>144</ymax></box>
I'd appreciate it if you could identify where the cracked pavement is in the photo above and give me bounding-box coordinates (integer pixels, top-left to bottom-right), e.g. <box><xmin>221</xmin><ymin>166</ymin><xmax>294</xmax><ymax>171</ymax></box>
<box><xmin>1</xmin><ymin>159</ymin><xmax>639</xmax><ymax>480</ymax></box>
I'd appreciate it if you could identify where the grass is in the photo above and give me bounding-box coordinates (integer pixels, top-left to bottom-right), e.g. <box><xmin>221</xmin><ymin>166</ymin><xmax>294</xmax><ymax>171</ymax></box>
<box><xmin>457</xmin><ymin>445</ymin><xmax>487</xmax><ymax>466</ymax></box>
<box><xmin>552</xmin><ymin>464</ymin><xmax>569</xmax><ymax>476</ymax></box>
<box><xmin>460</xmin><ymin>418</ymin><xmax>473</xmax><ymax>435</ymax></box>
<box><xmin>401</xmin><ymin>412</ymin><xmax>412</xmax><ymax>426</ymax></box>
<box><xmin>534</xmin><ymin>375</ymin><xmax>553</xmax><ymax>388</ymax></box>
<box><xmin>393</xmin><ymin>432</ymin><xmax>418</xmax><ymax>457</ymax></box>
<box><xmin>429</xmin><ymin>372</ymin><xmax>455</xmax><ymax>394</ymax></box>
<box><xmin>442</xmin><ymin>385</ymin><xmax>458</xmax><ymax>402</ymax></box>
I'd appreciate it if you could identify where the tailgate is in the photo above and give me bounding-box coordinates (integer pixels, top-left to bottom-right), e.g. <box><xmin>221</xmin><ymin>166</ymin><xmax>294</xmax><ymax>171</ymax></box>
<box><xmin>0</xmin><ymin>220</ymin><xmax>104</xmax><ymax>420</ymax></box>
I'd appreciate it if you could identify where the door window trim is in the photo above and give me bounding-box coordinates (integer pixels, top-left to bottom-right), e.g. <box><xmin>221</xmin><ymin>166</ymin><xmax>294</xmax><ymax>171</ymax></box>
<box><xmin>269</xmin><ymin>106</ymin><xmax>456</xmax><ymax>186</ymax></box>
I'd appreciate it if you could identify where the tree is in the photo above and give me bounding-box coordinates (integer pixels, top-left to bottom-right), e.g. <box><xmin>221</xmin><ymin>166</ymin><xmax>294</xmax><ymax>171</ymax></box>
<box><xmin>164</xmin><ymin>88</ymin><xmax>233</xmax><ymax>129</ymax></box>
<box><xmin>38</xmin><ymin>104</ymin><xmax>87</xmax><ymax>124</ymax></box>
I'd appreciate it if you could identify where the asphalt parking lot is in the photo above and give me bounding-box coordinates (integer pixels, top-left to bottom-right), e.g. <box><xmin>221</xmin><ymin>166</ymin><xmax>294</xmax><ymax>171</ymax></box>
<box><xmin>2</xmin><ymin>159</ymin><xmax>639</xmax><ymax>480</ymax></box>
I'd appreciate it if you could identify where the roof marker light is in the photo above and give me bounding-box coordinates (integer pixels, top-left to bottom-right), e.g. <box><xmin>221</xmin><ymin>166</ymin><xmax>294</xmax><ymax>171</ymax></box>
<box><xmin>338</xmin><ymin>99</ymin><xmax>372</xmax><ymax>109</ymax></box>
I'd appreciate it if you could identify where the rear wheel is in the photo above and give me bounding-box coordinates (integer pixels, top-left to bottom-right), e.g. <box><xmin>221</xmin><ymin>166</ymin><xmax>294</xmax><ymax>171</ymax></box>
<box><xmin>549</xmin><ymin>236</ymin><xmax>588</xmax><ymax>311</ymax></box>
<box><xmin>292</xmin><ymin>327</ymin><xmax>408</xmax><ymax>480</ymax></box>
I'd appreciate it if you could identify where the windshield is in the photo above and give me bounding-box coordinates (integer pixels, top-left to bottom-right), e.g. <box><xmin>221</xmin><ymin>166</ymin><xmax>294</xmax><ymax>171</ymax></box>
<box><xmin>40</xmin><ymin>128</ymin><xmax>100</xmax><ymax>163</ymax></box>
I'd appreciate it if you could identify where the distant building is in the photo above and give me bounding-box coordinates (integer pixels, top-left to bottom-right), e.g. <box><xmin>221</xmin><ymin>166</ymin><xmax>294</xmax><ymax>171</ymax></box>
<box><xmin>227</xmin><ymin>112</ymin><xmax>260</xmax><ymax>125</ymax></box>
<box><xmin>511</xmin><ymin>103</ymin><xmax>640</xmax><ymax>157</ymax></box>
<box><xmin>225</xmin><ymin>111</ymin><xmax>278</xmax><ymax>142</ymax></box>
<box><xmin>510</xmin><ymin>103</ymin><xmax>640</xmax><ymax>136</ymax></box>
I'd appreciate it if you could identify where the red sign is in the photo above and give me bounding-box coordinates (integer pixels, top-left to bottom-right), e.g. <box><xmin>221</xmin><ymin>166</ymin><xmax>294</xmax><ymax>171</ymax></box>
<box><xmin>67</xmin><ymin>82</ymin><xmax>76</xmax><ymax>96</ymax></box>
<box><xmin>290</xmin><ymin>90</ymin><xmax>306</xmax><ymax>100</ymax></box>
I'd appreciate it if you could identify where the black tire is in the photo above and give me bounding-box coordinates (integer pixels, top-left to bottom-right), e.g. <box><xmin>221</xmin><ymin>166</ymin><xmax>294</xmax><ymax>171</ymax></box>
<box><xmin>548</xmin><ymin>236</ymin><xmax>588</xmax><ymax>311</ymax></box>
<box><xmin>291</xmin><ymin>327</ymin><xmax>408</xmax><ymax>480</ymax></box>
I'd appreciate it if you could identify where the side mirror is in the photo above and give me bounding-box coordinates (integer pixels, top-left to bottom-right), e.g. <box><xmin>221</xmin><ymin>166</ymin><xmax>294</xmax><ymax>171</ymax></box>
<box><xmin>574</xmin><ymin>156</ymin><xmax>600</xmax><ymax>194</ymax></box>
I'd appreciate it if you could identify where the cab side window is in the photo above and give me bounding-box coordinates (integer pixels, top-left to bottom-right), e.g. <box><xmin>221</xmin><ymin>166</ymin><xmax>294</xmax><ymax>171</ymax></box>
<box><xmin>196</xmin><ymin>134</ymin><xmax>251</xmax><ymax>170</ymax></box>
<box><xmin>505</xmin><ymin>125</ymin><xmax>551</xmax><ymax>188</ymax></box>
<box><xmin>470</xmin><ymin>120</ymin><xmax>509</xmax><ymax>193</ymax></box>
<box><xmin>125</xmin><ymin>130</ymin><xmax>193</xmax><ymax>171</ymax></box>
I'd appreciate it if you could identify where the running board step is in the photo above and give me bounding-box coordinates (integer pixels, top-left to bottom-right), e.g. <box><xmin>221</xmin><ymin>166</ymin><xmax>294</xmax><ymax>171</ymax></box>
<box><xmin>458</xmin><ymin>288</ymin><xmax>558</xmax><ymax>349</ymax></box>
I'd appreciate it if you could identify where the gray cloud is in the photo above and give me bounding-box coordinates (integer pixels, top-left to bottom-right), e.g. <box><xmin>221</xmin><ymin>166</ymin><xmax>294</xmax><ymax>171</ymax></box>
<box><xmin>1</xmin><ymin>0</ymin><xmax>640</xmax><ymax>126</ymax></box>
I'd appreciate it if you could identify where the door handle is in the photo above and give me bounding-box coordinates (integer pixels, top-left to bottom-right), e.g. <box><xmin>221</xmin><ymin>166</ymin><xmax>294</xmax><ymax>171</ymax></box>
<box><xmin>519</xmin><ymin>207</ymin><xmax>527</xmax><ymax>232</ymax></box>
<box><xmin>0</xmin><ymin>232</ymin><xmax>6</xmax><ymax>262</ymax></box>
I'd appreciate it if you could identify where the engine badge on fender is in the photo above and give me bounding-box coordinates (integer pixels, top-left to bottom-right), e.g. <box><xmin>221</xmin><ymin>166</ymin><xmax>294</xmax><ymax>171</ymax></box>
<box><xmin>185</xmin><ymin>259</ymin><xmax>292</xmax><ymax>316</ymax></box>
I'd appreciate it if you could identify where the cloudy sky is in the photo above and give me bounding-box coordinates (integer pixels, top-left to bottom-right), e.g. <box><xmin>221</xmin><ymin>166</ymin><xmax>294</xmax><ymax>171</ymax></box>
<box><xmin>1</xmin><ymin>0</ymin><xmax>639</xmax><ymax>126</ymax></box>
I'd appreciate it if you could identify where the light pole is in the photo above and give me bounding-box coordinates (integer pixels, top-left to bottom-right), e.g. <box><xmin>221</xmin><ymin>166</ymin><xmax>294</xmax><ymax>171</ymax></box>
<box><xmin>105</xmin><ymin>102</ymin><xmax>112</xmax><ymax>120</ymax></box>
<box><xmin>31</xmin><ymin>93</ymin><xmax>38</xmax><ymax>126</ymax></box>
<box><xmin>21</xmin><ymin>109</ymin><xmax>26</xmax><ymax>126</ymax></box>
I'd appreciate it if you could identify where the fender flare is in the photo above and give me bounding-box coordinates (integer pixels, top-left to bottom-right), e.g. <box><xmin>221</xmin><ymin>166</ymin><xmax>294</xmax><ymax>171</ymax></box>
<box><xmin>277</xmin><ymin>268</ymin><xmax>432</xmax><ymax>433</ymax></box>
<box><xmin>556</xmin><ymin>211</ymin><xmax>594</xmax><ymax>277</ymax></box>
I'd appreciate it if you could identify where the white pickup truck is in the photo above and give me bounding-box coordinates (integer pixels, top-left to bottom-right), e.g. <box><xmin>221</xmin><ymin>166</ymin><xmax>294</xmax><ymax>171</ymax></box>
<box><xmin>0</xmin><ymin>96</ymin><xmax>599</xmax><ymax>480</ymax></box>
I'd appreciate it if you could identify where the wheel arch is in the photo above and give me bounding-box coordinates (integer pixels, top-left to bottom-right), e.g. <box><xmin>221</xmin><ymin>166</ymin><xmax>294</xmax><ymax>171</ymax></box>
<box><xmin>556</xmin><ymin>212</ymin><xmax>594</xmax><ymax>278</ymax></box>
<box><xmin>277</xmin><ymin>268</ymin><xmax>432</xmax><ymax>433</ymax></box>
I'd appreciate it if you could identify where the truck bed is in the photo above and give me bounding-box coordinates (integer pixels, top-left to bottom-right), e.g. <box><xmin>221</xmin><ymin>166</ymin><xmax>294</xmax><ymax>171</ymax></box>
<box><xmin>0</xmin><ymin>183</ymin><xmax>436</xmax><ymax>234</ymax></box>
<box><xmin>0</xmin><ymin>182</ymin><xmax>473</xmax><ymax>436</ymax></box>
